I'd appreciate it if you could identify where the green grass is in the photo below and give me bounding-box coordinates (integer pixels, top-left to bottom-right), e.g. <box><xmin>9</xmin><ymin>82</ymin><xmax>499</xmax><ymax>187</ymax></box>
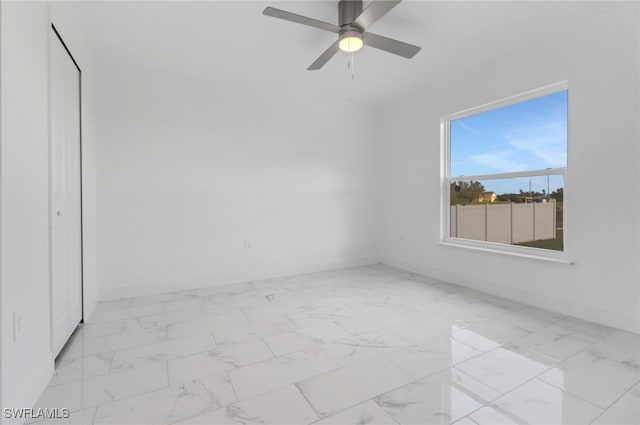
<box><xmin>516</xmin><ymin>229</ymin><xmax>564</xmax><ymax>251</ymax></box>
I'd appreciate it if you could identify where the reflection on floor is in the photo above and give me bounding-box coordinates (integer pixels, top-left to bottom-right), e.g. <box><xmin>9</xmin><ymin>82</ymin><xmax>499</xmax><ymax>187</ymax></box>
<box><xmin>32</xmin><ymin>265</ymin><xmax>639</xmax><ymax>424</ymax></box>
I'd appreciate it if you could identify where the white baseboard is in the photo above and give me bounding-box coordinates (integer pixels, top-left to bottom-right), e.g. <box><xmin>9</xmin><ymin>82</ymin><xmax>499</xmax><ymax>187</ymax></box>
<box><xmin>381</xmin><ymin>256</ymin><xmax>640</xmax><ymax>335</ymax></box>
<box><xmin>83</xmin><ymin>294</ymin><xmax>98</xmax><ymax>325</ymax></box>
<box><xmin>97</xmin><ymin>254</ymin><xmax>638</xmax><ymax>334</ymax></box>
<box><xmin>2</xmin><ymin>351</ymin><xmax>54</xmax><ymax>425</ymax></box>
<box><xmin>99</xmin><ymin>256</ymin><xmax>381</xmax><ymax>301</ymax></box>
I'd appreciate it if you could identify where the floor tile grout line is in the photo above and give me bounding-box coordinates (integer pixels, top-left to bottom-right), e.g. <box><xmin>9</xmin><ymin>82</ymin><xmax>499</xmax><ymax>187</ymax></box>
<box><xmin>223</xmin><ymin>345</ymin><xmax>343</xmax><ymax>403</ymax></box>
<box><xmin>225</xmin><ymin>370</ymin><xmax>241</xmax><ymax>407</ymax></box>
<box><xmin>107</xmin><ymin>337</ymin><xmax>201</xmax><ymax>374</ymax></box>
<box><xmin>452</xmin><ymin>312</ymin><xmax>611</xmax><ymax>375</ymax></box>
<box><xmin>79</xmin><ymin>318</ymin><xmax>401</xmax><ymax>388</ymax></box>
<box><xmin>98</xmin><ymin>289</ymin><xmax>215</xmax><ymax>311</ymax></box>
<box><xmin>43</xmin><ymin>267</ymin><xmax>636</xmax><ymax>425</ymax></box>
<box><xmin>306</xmin><ymin>359</ymin><xmax>446</xmax><ymax>425</ymax></box>
<box><xmin>47</xmin><ymin>356</ymin><xmax>165</xmax><ymax>390</ymax></box>
<box><xmin>165</xmin><ymin>358</ymin><xmax>170</xmax><ymax>389</ymax></box>
<box><xmin>58</xmin><ymin>332</ymin><xmax>170</xmax><ymax>364</ymax></box>
<box><xmin>165</xmin><ymin>341</ymin><xmax>277</xmax><ymax>379</ymax></box>
<box><xmin>39</xmin><ymin>375</ymin><xmax>170</xmax><ymax>416</ymax></box>
<box><xmin>465</xmin><ymin>398</ymin><xmax>532</xmax><ymax>424</ymax></box>
<box><xmin>456</xmin><ymin>343</ymin><xmax>549</xmax><ymax>394</ymax></box>
<box><xmin>193</xmin><ymin>378</ymin><xmax>329</xmax><ymax>422</ymax></box>
<box><xmin>305</xmin><ymin>397</ymin><xmax>403</xmax><ymax>425</ymax></box>
<box><xmin>302</xmin><ymin>356</ymin><xmax>424</xmax><ymax>424</ymax></box>
<box><xmin>54</xmin><ymin>364</ymin><xmax>226</xmax><ymax>418</ymax></box>
<box><xmin>458</xmin><ymin>329</ymin><xmax>616</xmax><ymax>422</ymax></box>
<box><xmin>88</xmin><ymin>297</ymin><xmax>212</xmax><ymax>326</ymax></box>
<box><xmin>74</xmin><ymin>318</ymin><xmax>128</xmax><ymax>341</ymax></box>
<box><xmin>209</xmin><ymin>329</ymin><xmax>219</xmax><ymax>348</ymax></box>
<box><xmin>587</xmin><ymin>378</ymin><xmax>640</xmax><ymax>425</ymax></box>
<box><xmin>456</xmin><ymin>414</ymin><xmax>480</xmax><ymax>425</ymax></box>
<box><xmin>454</xmin><ymin>369</ymin><xmax>575</xmax><ymax>423</ymax></box>
<box><xmin>346</xmin><ymin>384</ymin><xmax>407</xmax><ymax>425</ymax></box>
<box><xmin>294</xmin><ymin>382</ymin><xmax>324</xmax><ymax>422</ymax></box>
<box><xmin>552</xmin><ymin>367</ymin><xmax>639</xmax><ymax>411</ymax></box>
<box><xmin>530</xmin><ymin>330</ymin><xmax>628</xmax><ymax>409</ymax></box>
<box><xmin>47</xmin><ymin>351</ymin><xmax>116</xmax><ymax>388</ymax></box>
<box><xmin>61</xmin><ymin>326</ymin><xmax>222</xmax><ymax>368</ymax></box>
<box><xmin>53</xmin><ymin>322</ymin><xmax>614</xmax><ymax>423</ymax></box>
<box><xmin>91</xmin><ymin>404</ymin><xmax>98</xmax><ymax>425</ymax></box>
<box><xmin>87</xmin><ymin>305</ymin><xmax>168</xmax><ymax>325</ymax></box>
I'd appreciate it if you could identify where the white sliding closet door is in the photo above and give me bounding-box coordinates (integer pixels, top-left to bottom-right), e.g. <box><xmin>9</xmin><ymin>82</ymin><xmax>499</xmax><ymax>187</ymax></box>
<box><xmin>50</xmin><ymin>28</ymin><xmax>82</xmax><ymax>357</ymax></box>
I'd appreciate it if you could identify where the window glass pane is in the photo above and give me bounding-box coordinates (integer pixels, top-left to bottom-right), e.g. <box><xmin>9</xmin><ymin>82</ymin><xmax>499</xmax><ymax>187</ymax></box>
<box><xmin>450</xmin><ymin>175</ymin><xmax>564</xmax><ymax>251</ymax></box>
<box><xmin>450</xmin><ymin>90</ymin><xmax>567</xmax><ymax>177</ymax></box>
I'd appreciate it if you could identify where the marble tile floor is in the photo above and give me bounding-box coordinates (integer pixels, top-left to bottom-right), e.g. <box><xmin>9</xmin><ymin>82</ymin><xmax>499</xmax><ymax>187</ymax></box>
<box><xmin>31</xmin><ymin>265</ymin><xmax>639</xmax><ymax>425</ymax></box>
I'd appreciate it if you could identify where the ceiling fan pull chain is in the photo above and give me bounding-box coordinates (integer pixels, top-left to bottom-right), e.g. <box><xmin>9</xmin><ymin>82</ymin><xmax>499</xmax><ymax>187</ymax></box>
<box><xmin>351</xmin><ymin>52</ymin><xmax>356</xmax><ymax>80</ymax></box>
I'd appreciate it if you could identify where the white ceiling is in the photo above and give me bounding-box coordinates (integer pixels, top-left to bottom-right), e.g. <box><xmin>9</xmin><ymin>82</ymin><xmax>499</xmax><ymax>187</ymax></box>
<box><xmin>58</xmin><ymin>1</ymin><xmax>622</xmax><ymax>106</ymax></box>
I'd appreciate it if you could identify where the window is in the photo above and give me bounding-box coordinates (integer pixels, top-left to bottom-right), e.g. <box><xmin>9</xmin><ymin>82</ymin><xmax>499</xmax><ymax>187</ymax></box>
<box><xmin>442</xmin><ymin>83</ymin><xmax>568</xmax><ymax>258</ymax></box>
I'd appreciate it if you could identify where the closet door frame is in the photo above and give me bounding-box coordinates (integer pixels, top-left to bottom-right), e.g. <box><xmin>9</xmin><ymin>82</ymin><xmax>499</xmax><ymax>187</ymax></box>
<box><xmin>50</xmin><ymin>24</ymin><xmax>84</xmax><ymax>354</ymax></box>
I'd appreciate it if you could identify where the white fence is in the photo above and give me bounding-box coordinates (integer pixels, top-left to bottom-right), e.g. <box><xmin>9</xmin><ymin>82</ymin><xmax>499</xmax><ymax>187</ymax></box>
<box><xmin>450</xmin><ymin>203</ymin><xmax>556</xmax><ymax>244</ymax></box>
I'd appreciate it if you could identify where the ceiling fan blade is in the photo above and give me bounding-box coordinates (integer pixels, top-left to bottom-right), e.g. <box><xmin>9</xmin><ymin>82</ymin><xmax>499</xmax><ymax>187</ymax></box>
<box><xmin>353</xmin><ymin>1</ymin><xmax>402</xmax><ymax>30</ymax></box>
<box><xmin>308</xmin><ymin>40</ymin><xmax>341</xmax><ymax>70</ymax></box>
<box><xmin>263</xmin><ymin>7</ymin><xmax>341</xmax><ymax>33</ymax></box>
<box><xmin>364</xmin><ymin>32</ymin><xmax>421</xmax><ymax>58</ymax></box>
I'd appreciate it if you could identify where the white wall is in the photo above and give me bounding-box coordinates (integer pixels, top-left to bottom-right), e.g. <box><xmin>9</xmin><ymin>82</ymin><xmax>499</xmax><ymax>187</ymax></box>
<box><xmin>1</xmin><ymin>2</ymin><xmax>54</xmax><ymax>420</ymax></box>
<box><xmin>378</xmin><ymin>4</ymin><xmax>640</xmax><ymax>333</ymax></box>
<box><xmin>95</xmin><ymin>67</ymin><xmax>380</xmax><ymax>299</ymax></box>
<box><xmin>1</xmin><ymin>3</ymin><xmax>100</xmax><ymax>420</ymax></box>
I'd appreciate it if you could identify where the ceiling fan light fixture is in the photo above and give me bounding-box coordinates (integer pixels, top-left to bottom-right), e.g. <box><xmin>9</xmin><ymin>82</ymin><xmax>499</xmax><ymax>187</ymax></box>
<box><xmin>339</xmin><ymin>31</ymin><xmax>363</xmax><ymax>52</ymax></box>
<box><xmin>263</xmin><ymin>1</ymin><xmax>421</xmax><ymax>70</ymax></box>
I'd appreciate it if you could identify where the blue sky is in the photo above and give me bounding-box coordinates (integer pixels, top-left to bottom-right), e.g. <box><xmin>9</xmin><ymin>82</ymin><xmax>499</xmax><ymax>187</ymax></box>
<box><xmin>450</xmin><ymin>90</ymin><xmax>567</xmax><ymax>194</ymax></box>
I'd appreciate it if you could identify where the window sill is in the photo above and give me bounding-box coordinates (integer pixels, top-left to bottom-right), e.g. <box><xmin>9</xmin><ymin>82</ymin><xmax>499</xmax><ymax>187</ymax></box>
<box><xmin>439</xmin><ymin>239</ymin><xmax>573</xmax><ymax>264</ymax></box>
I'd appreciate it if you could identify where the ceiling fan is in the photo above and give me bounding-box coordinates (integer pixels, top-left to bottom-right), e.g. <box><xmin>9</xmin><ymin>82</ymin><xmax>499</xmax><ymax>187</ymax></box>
<box><xmin>263</xmin><ymin>0</ymin><xmax>421</xmax><ymax>70</ymax></box>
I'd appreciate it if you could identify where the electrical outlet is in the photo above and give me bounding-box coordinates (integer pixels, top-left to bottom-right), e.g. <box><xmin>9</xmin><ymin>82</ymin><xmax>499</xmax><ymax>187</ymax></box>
<box><xmin>244</xmin><ymin>240</ymin><xmax>252</xmax><ymax>252</ymax></box>
<box><xmin>400</xmin><ymin>234</ymin><xmax>404</xmax><ymax>241</ymax></box>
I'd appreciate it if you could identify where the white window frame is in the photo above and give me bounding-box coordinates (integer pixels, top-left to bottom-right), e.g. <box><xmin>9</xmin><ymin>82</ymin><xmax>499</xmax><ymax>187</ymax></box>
<box><xmin>440</xmin><ymin>81</ymin><xmax>570</xmax><ymax>263</ymax></box>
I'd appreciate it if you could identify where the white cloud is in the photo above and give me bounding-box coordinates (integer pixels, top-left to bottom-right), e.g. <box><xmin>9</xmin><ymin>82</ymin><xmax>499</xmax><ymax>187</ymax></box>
<box><xmin>460</xmin><ymin>150</ymin><xmax>528</xmax><ymax>174</ymax></box>
<box><xmin>453</xmin><ymin>120</ymin><xmax>490</xmax><ymax>141</ymax></box>
<box><xmin>507</xmin><ymin>122</ymin><xmax>567</xmax><ymax>168</ymax></box>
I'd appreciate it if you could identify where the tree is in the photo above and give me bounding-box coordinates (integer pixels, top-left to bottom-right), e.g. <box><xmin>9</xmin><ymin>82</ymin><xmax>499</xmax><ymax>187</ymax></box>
<box><xmin>550</xmin><ymin>187</ymin><xmax>563</xmax><ymax>202</ymax></box>
<box><xmin>450</xmin><ymin>183</ymin><xmax>466</xmax><ymax>205</ymax></box>
<box><xmin>451</xmin><ymin>181</ymin><xmax>485</xmax><ymax>204</ymax></box>
<box><xmin>498</xmin><ymin>192</ymin><xmax>520</xmax><ymax>202</ymax></box>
